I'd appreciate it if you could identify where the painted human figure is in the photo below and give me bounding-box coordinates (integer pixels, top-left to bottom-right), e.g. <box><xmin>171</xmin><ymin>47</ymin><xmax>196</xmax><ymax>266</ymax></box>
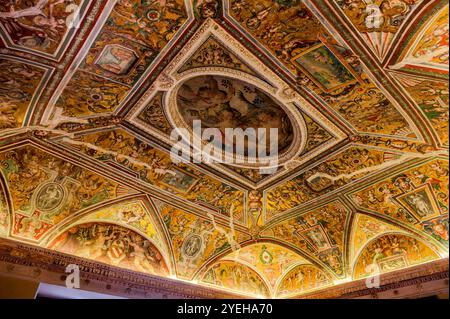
<box><xmin>248</xmin><ymin>190</ymin><xmax>262</xmax><ymax>226</ymax></box>
<box><xmin>17</xmin><ymin>212</ymin><xmax>43</xmax><ymax>238</ymax></box>
<box><xmin>36</xmin><ymin>183</ymin><xmax>64</xmax><ymax>211</ymax></box>
<box><xmin>97</xmin><ymin>46</ymin><xmax>136</xmax><ymax>75</ymax></box>
<box><xmin>195</xmin><ymin>0</ymin><xmax>218</xmax><ymax>19</ymax></box>
<box><xmin>0</xmin><ymin>0</ymin><xmax>80</xmax><ymax>50</ymax></box>
<box><xmin>307</xmin><ymin>228</ymin><xmax>328</xmax><ymax>250</ymax></box>
<box><xmin>129</xmin><ymin>234</ymin><xmax>157</xmax><ymax>274</ymax></box>
<box><xmin>178</xmin><ymin>75</ymin><xmax>235</xmax><ymax>110</ymax></box>
<box><xmin>184</xmin><ymin>235</ymin><xmax>202</xmax><ymax>257</ymax></box>
<box><xmin>406</xmin><ymin>192</ymin><xmax>433</xmax><ymax>218</ymax></box>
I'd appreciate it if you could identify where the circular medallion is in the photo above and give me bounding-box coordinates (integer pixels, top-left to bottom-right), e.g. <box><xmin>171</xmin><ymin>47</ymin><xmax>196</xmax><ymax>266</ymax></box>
<box><xmin>35</xmin><ymin>183</ymin><xmax>65</xmax><ymax>212</ymax></box>
<box><xmin>260</xmin><ymin>246</ymin><xmax>273</xmax><ymax>264</ymax></box>
<box><xmin>146</xmin><ymin>9</ymin><xmax>161</xmax><ymax>21</ymax></box>
<box><xmin>90</xmin><ymin>93</ymin><xmax>103</xmax><ymax>101</ymax></box>
<box><xmin>182</xmin><ymin>234</ymin><xmax>203</xmax><ymax>258</ymax></box>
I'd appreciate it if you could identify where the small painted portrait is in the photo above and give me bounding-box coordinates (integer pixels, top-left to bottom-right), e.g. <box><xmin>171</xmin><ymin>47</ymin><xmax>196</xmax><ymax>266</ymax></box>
<box><xmin>299</xmin><ymin>225</ymin><xmax>332</xmax><ymax>252</ymax></box>
<box><xmin>292</xmin><ymin>43</ymin><xmax>357</xmax><ymax>92</ymax></box>
<box><xmin>194</xmin><ymin>0</ymin><xmax>220</xmax><ymax>19</ymax></box>
<box><xmin>396</xmin><ymin>184</ymin><xmax>441</xmax><ymax>221</ymax></box>
<box><xmin>96</xmin><ymin>45</ymin><xmax>138</xmax><ymax>75</ymax></box>
<box><xmin>160</xmin><ymin>168</ymin><xmax>199</xmax><ymax>193</ymax></box>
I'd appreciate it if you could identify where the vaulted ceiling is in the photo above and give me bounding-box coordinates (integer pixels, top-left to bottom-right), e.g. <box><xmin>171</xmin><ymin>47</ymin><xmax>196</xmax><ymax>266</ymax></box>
<box><xmin>0</xmin><ymin>0</ymin><xmax>448</xmax><ymax>298</ymax></box>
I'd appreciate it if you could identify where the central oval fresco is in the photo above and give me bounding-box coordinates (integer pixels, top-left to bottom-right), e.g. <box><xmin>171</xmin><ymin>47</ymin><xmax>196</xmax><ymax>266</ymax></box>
<box><xmin>176</xmin><ymin>75</ymin><xmax>295</xmax><ymax>160</ymax></box>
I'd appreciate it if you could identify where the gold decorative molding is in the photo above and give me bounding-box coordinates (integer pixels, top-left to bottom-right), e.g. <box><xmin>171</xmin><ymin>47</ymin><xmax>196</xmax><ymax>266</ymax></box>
<box><xmin>296</xmin><ymin>258</ymin><xmax>449</xmax><ymax>299</ymax></box>
<box><xmin>0</xmin><ymin>238</ymin><xmax>247</xmax><ymax>299</ymax></box>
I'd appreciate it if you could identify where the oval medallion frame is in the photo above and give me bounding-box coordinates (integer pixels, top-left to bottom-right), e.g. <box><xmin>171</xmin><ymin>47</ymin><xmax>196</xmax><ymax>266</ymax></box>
<box><xmin>34</xmin><ymin>182</ymin><xmax>66</xmax><ymax>213</ymax></box>
<box><xmin>165</xmin><ymin>68</ymin><xmax>307</xmax><ymax>169</ymax></box>
<box><xmin>182</xmin><ymin>234</ymin><xmax>203</xmax><ymax>259</ymax></box>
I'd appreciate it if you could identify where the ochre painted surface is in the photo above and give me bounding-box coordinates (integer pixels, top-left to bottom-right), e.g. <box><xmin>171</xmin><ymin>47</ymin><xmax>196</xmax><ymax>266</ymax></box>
<box><xmin>0</xmin><ymin>0</ymin><xmax>447</xmax><ymax>298</ymax></box>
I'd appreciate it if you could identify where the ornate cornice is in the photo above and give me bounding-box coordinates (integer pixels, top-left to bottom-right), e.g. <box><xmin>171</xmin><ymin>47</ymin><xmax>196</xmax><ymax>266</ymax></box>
<box><xmin>0</xmin><ymin>238</ymin><xmax>247</xmax><ymax>299</ymax></box>
<box><xmin>295</xmin><ymin>258</ymin><xmax>449</xmax><ymax>299</ymax></box>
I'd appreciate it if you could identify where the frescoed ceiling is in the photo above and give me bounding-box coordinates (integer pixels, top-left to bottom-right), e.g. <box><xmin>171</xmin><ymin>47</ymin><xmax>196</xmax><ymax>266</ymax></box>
<box><xmin>0</xmin><ymin>0</ymin><xmax>448</xmax><ymax>298</ymax></box>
